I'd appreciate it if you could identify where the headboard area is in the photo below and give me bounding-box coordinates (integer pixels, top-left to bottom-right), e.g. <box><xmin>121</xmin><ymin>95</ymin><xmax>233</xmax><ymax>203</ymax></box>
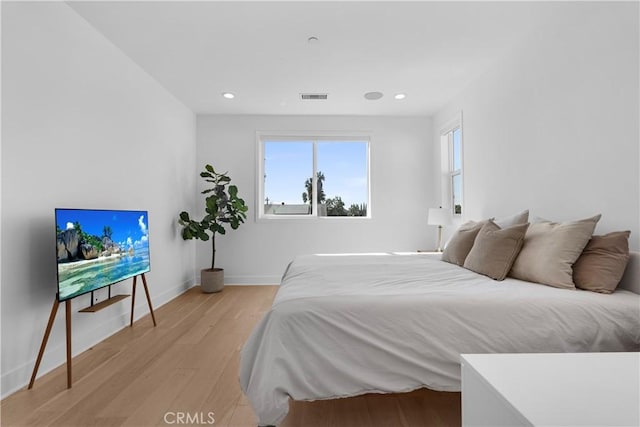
<box><xmin>619</xmin><ymin>251</ymin><xmax>640</xmax><ymax>295</ymax></box>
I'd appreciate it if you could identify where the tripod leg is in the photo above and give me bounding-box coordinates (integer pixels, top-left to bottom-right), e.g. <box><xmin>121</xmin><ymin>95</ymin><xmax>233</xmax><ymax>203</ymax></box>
<box><xmin>65</xmin><ymin>299</ymin><xmax>72</xmax><ymax>388</ymax></box>
<box><xmin>29</xmin><ymin>298</ymin><xmax>60</xmax><ymax>389</ymax></box>
<box><xmin>130</xmin><ymin>275</ymin><xmax>137</xmax><ymax>327</ymax></box>
<box><xmin>141</xmin><ymin>273</ymin><xmax>157</xmax><ymax>327</ymax></box>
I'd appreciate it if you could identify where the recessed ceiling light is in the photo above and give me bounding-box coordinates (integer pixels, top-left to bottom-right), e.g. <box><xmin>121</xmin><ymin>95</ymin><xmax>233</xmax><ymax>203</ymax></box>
<box><xmin>222</xmin><ymin>92</ymin><xmax>235</xmax><ymax>99</ymax></box>
<box><xmin>364</xmin><ymin>91</ymin><xmax>384</xmax><ymax>100</ymax></box>
<box><xmin>394</xmin><ymin>93</ymin><xmax>407</xmax><ymax>100</ymax></box>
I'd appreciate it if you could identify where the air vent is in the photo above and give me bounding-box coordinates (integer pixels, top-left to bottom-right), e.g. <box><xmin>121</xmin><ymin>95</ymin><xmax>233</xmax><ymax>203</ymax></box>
<box><xmin>300</xmin><ymin>93</ymin><xmax>328</xmax><ymax>100</ymax></box>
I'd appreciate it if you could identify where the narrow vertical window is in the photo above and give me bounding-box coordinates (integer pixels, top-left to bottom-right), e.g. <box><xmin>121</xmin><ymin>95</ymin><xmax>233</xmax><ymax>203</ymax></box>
<box><xmin>440</xmin><ymin>120</ymin><xmax>463</xmax><ymax>216</ymax></box>
<box><xmin>450</xmin><ymin>128</ymin><xmax>462</xmax><ymax>215</ymax></box>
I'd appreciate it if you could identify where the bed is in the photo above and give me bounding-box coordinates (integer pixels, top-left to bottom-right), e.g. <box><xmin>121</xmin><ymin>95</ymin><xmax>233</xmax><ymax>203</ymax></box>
<box><xmin>239</xmin><ymin>251</ymin><xmax>640</xmax><ymax>426</ymax></box>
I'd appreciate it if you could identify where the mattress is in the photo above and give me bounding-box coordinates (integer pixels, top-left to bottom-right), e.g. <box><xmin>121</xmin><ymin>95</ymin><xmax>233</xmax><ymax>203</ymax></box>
<box><xmin>239</xmin><ymin>253</ymin><xmax>640</xmax><ymax>426</ymax></box>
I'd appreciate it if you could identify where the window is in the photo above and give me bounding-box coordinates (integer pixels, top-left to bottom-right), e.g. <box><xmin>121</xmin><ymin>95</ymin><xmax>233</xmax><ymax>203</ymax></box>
<box><xmin>258</xmin><ymin>135</ymin><xmax>370</xmax><ymax>219</ymax></box>
<box><xmin>441</xmin><ymin>119</ymin><xmax>463</xmax><ymax>216</ymax></box>
<box><xmin>450</xmin><ymin>127</ymin><xmax>462</xmax><ymax>215</ymax></box>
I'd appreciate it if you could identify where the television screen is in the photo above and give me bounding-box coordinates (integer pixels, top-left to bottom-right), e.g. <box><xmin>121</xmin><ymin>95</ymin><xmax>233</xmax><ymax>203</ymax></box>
<box><xmin>55</xmin><ymin>208</ymin><xmax>150</xmax><ymax>301</ymax></box>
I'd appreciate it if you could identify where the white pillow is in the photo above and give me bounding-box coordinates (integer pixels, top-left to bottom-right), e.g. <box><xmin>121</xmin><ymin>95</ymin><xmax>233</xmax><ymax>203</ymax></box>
<box><xmin>494</xmin><ymin>209</ymin><xmax>529</xmax><ymax>228</ymax></box>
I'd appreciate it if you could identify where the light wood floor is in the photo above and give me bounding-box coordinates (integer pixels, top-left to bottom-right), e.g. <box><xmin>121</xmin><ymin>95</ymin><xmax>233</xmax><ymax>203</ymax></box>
<box><xmin>1</xmin><ymin>286</ymin><xmax>460</xmax><ymax>426</ymax></box>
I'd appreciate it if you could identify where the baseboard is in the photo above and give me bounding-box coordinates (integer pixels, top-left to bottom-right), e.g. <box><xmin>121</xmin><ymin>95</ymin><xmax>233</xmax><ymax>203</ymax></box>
<box><xmin>0</xmin><ymin>279</ymin><xmax>195</xmax><ymax>399</ymax></box>
<box><xmin>223</xmin><ymin>275</ymin><xmax>281</xmax><ymax>285</ymax></box>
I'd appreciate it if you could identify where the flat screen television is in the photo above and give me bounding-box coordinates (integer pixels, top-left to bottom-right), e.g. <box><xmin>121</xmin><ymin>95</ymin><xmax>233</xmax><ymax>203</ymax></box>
<box><xmin>55</xmin><ymin>208</ymin><xmax>150</xmax><ymax>301</ymax></box>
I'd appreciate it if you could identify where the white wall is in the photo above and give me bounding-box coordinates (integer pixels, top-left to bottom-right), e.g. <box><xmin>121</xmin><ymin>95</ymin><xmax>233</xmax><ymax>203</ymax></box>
<box><xmin>433</xmin><ymin>2</ymin><xmax>640</xmax><ymax>250</ymax></box>
<box><xmin>1</xmin><ymin>2</ymin><xmax>197</xmax><ymax>396</ymax></box>
<box><xmin>196</xmin><ymin>115</ymin><xmax>435</xmax><ymax>283</ymax></box>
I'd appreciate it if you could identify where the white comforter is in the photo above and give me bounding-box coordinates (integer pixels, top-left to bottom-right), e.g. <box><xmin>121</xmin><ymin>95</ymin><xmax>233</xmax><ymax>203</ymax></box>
<box><xmin>239</xmin><ymin>253</ymin><xmax>640</xmax><ymax>426</ymax></box>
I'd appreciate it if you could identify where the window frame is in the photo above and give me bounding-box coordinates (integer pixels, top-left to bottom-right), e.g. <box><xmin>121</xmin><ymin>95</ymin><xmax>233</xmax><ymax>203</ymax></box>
<box><xmin>256</xmin><ymin>131</ymin><xmax>372</xmax><ymax>221</ymax></box>
<box><xmin>440</xmin><ymin>114</ymin><xmax>464</xmax><ymax>217</ymax></box>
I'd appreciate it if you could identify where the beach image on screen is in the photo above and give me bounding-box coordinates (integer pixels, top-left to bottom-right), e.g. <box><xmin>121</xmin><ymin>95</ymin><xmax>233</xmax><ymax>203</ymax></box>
<box><xmin>56</xmin><ymin>209</ymin><xmax>150</xmax><ymax>301</ymax></box>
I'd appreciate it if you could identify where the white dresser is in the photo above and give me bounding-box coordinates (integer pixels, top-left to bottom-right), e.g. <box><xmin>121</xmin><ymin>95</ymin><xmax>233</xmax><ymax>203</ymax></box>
<box><xmin>461</xmin><ymin>352</ymin><xmax>640</xmax><ymax>426</ymax></box>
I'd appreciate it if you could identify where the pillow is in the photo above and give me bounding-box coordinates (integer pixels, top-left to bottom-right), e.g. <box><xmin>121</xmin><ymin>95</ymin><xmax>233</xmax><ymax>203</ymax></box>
<box><xmin>573</xmin><ymin>231</ymin><xmax>631</xmax><ymax>293</ymax></box>
<box><xmin>464</xmin><ymin>221</ymin><xmax>530</xmax><ymax>280</ymax></box>
<box><xmin>494</xmin><ymin>209</ymin><xmax>529</xmax><ymax>228</ymax></box>
<box><xmin>441</xmin><ymin>220</ymin><xmax>488</xmax><ymax>266</ymax></box>
<box><xmin>509</xmin><ymin>214</ymin><xmax>601</xmax><ymax>289</ymax></box>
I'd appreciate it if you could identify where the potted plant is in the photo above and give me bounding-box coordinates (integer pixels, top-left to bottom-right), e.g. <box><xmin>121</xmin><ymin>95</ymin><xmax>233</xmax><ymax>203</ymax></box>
<box><xmin>179</xmin><ymin>164</ymin><xmax>248</xmax><ymax>293</ymax></box>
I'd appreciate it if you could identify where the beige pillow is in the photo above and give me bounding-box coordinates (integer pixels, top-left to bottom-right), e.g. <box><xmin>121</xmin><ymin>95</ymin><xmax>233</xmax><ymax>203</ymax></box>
<box><xmin>573</xmin><ymin>231</ymin><xmax>631</xmax><ymax>293</ymax></box>
<box><xmin>442</xmin><ymin>220</ymin><xmax>487</xmax><ymax>266</ymax></box>
<box><xmin>494</xmin><ymin>209</ymin><xmax>529</xmax><ymax>228</ymax></box>
<box><xmin>464</xmin><ymin>221</ymin><xmax>530</xmax><ymax>280</ymax></box>
<box><xmin>509</xmin><ymin>214</ymin><xmax>601</xmax><ymax>289</ymax></box>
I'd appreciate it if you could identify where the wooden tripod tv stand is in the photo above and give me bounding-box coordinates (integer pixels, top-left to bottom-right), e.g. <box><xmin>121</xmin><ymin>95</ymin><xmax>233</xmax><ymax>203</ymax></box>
<box><xmin>28</xmin><ymin>273</ymin><xmax>156</xmax><ymax>389</ymax></box>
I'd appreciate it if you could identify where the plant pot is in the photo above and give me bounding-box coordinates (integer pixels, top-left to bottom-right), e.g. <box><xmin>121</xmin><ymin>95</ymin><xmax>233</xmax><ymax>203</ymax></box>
<box><xmin>201</xmin><ymin>268</ymin><xmax>224</xmax><ymax>293</ymax></box>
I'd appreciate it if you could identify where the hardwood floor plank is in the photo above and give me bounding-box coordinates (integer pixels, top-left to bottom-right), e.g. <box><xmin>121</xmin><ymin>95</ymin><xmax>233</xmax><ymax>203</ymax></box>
<box><xmin>281</xmin><ymin>399</ymin><xmax>332</xmax><ymax>427</ymax></box>
<box><xmin>0</xmin><ymin>345</ymin><xmax>120</xmax><ymax>425</ymax></box>
<box><xmin>91</xmin><ymin>416</ymin><xmax>128</xmax><ymax>426</ymax></box>
<box><xmin>2</xmin><ymin>285</ymin><xmax>461</xmax><ymax>427</ymax></box>
<box><xmin>199</xmin><ymin>349</ymin><xmax>244</xmax><ymax>426</ymax></box>
<box><xmin>38</xmin><ymin>326</ymin><xmax>194</xmax><ymax>425</ymax></box>
<box><xmin>94</xmin><ymin>344</ymin><xmax>194</xmax><ymax>419</ymax></box>
<box><xmin>121</xmin><ymin>368</ymin><xmax>198</xmax><ymax>426</ymax></box>
<box><xmin>365</xmin><ymin>393</ymin><xmax>406</xmax><ymax>427</ymax></box>
<box><xmin>429</xmin><ymin>390</ymin><xmax>462</xmax><ymax>427</ymax></box>
<box><xmin>227</xmin><ymin>400</ymin><xmax>258</xmax><ymax>427</ymax></box>
<box><xmin>175</xmin><ymin>289</ymin><xmax>241</xmax><ymax>345</ymax></box>
<box><xmin>327</xmin><ymin>395</ymin><xmax>372</xmax><ymax>427</ymax></box>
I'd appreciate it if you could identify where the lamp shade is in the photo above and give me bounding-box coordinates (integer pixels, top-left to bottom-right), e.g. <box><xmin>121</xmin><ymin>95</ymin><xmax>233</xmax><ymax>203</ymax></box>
<box><xmin>428</xmin><ymin>207</ymin><xmax>452</xmax><ymax>226</ymax></box>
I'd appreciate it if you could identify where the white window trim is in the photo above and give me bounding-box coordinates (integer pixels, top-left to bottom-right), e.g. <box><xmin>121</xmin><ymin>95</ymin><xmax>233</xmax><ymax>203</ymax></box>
<box><xmin>256</xmin><ymin>131</ymin><xmax>372</xmax><ymax>221</ymax></box>
<box><xmin>439</xmin><ymin>112</ymin><xmax>464</xmax><ymax>217</ymax></box>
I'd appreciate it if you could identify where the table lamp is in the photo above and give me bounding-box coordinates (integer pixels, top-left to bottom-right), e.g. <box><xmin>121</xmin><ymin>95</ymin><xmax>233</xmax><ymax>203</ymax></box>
<box><xmin>428</xmin><ymin>207</ymin><xmax>452</xmax><ymax>252</ymax></box>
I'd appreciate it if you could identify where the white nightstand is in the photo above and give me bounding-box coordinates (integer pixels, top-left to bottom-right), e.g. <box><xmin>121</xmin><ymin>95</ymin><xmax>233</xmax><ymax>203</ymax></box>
<box><xmin>461</xmin><ymin>352</ymin><xmax>640</xmax><ymax>427</ymax></box>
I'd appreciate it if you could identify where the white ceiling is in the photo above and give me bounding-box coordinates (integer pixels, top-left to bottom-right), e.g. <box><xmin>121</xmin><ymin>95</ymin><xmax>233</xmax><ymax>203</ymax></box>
<box><xmin>68</xmin><ymin>1</ymin><xmax>568</xmax><ymax>116</ymax></box>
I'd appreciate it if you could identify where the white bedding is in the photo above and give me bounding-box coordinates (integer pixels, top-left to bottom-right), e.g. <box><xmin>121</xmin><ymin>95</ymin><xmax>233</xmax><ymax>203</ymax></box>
<box><xmin>239</xmin><ymin>253</ymin><xmax>640</xmax><ymax>426</ymax></box>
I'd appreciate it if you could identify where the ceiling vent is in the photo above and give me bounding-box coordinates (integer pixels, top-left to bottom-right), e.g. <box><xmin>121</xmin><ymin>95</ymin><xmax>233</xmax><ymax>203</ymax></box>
<box><xmin>300</xmin><ymin>93</ymin><xmax>328</xmax><ymax>100</ymax></box>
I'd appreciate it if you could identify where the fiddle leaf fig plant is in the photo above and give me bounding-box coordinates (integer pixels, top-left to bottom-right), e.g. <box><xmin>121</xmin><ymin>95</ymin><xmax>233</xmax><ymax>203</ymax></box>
<box><xmin>179</xmin><ymin>164</ymin><xmax>248</xmax><ymax>269</ymax></box>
